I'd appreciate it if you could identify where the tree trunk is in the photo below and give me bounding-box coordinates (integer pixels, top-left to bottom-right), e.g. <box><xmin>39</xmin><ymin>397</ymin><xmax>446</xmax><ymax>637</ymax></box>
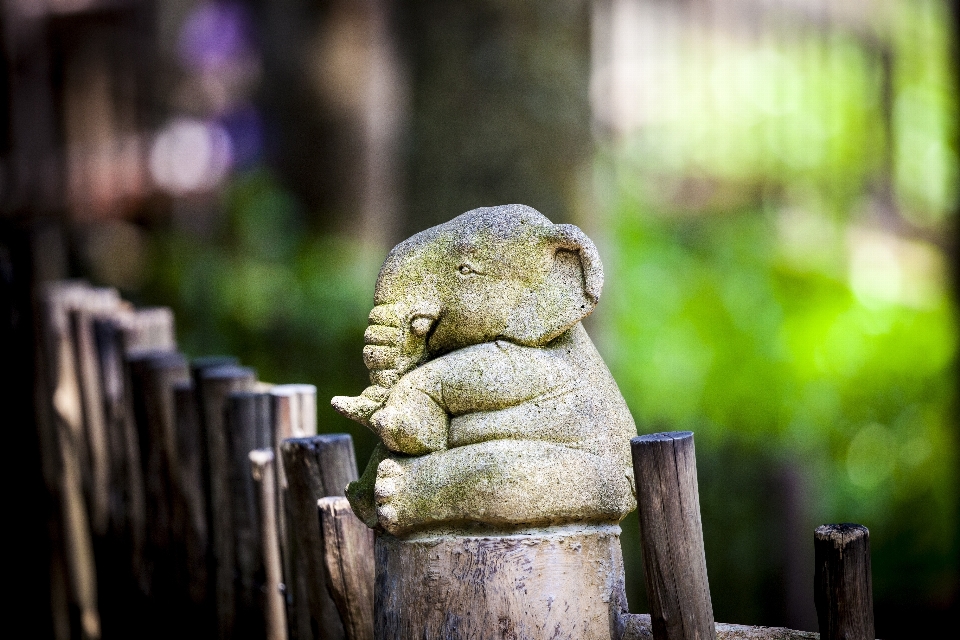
<box><xmin>374</xmin><ymin>525</ymin><xmax>628</xmax><ymax>640</ymax></box>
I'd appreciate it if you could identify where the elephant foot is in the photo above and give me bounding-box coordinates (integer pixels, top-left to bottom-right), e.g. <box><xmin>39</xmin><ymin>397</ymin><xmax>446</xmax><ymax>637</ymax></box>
<box><xmin>346</xmin><ymin>477</ymin><xmax>378</xmax><ymax>528</ymax></box>
<box><xmin>374</xmin><ymin>457</ymin><xmax>412</xmax><ymax>534</ymax></box>
<box><xmin>347</xmin><ymin>441</ymin><xmax>393</xmax><ymax>528</ymax></box>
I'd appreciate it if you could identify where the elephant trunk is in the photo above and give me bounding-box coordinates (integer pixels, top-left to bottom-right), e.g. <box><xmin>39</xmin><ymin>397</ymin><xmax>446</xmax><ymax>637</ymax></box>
<box><xmin>332</xmin><ymin>301</ymin><xmax>439</xmax><ymax>427</ymax></box>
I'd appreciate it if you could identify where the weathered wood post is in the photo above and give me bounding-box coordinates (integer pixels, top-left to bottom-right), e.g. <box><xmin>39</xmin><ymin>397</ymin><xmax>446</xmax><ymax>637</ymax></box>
<box><xmin>126</xmin><ymin>349</ymin><xmax>190</xmax><ymax>629</ymax></box>
<box><xmin>171</xmin><ymin>381</ymin><xmax>213</xmax><ymax>632</ymax></box>
<box><xmin>251</xmin><ymin>448</ymin><xmax>289</xmax><ymax>640</ymax></box>
<box><xmin>631</xmin><ymin>431</ymin><xmax>716</xmax><ymax>640</ymax></box>
<box><xmin>279</xmin><ymin>435</ymin><xmax>360</xmax><ymax>640</ymax></box>
<box><xmin>317</xmin><ymin>497</ymin><xmax>375</xmax><ymax>640</ymax></box>
<box><xmin>37</xmin><ymin>281</ymin><xmax>102</xmax><ymax>640</ymax></box>
<box><xmin>195</xmin><ymin>364</ymin><xmax>257</xmax><ymax>639</ymax></box>
<box><xmin>226</xmin><ymin>390</ymin><xmax>274</xmax><ymax>636</ymax></box>
<box><xmin>271</xmin><ymin>385</ymin><xmax>327</xmax><ymax>640</ymax></box>
<box><xmin>67</xmin><ymin>287</ymin><xmax>122</xmax><ymax>539</ymax></box>
<box><xmin>814</xmin><ymin>524</ymin><xmax>875</xmax><ymax>640</ymax></box>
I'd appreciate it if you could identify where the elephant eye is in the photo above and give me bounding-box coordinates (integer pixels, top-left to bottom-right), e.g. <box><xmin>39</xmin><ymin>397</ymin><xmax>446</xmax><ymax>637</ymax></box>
<box><xmin>458</xmin><ymin>264</ymin><xmax>475</xmax><ymax>275</ymax></box>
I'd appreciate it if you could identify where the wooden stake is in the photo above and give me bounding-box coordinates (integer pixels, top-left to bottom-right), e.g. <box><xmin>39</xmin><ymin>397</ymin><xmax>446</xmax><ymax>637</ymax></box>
<box><xmin>317</xmin><ymin>497</ymin><xmax>374</xmax><ymax>640</ymax></box>
<box><xmin>126</xmin><ymin>350</ymin><xmax>190</xmax><ymax>629</ymax></box>
<box><xmin>814</xmin><ymin>524</ymin><xmax>875</xmax><ymax>640</ymax></box>
<box><xmin>39</xmin><ymin>281</ymin><xmax>102</xmax><ymax>639</ymax></box>
<box><xmin>270</xmin><ymin>387</ymin><xmax>324</xmax><ymax>640</ymax></box>
<box><xmin>279</xmin><ymin>435</ymin><xmax>359</xmax><ymax>640</ymax></box>
<box><xmin>171</xmin><ymin>381</ymin><xmax>212</xmax><ymax>631</ymax></box>
<box><xmin>92</xmin><ymin>315</ymin><xmax>145</xmax><ymax>593</ymax></box>
<box><xmin>631</xmin><ymin>431</ymin><xmax>716</xmax><ymax>640</ymax></box>
<box><xmin>226</xmin><ymin>390</ymin><xmax>273</xmax><ymax>636</ymax></box>
<box><xmin>196</xmin><ymin>364</ymin><xmax>256</xmax><ymax>639</ymax></box>
<box><xmin>251</xmin><ymin>449</ymin><xmax>289</xmax><ymax>640</ymax></box>
<box><xmin>68</xmin><ymin>288</ymin><xmax>122</xmax><ymax>537</ymax></box>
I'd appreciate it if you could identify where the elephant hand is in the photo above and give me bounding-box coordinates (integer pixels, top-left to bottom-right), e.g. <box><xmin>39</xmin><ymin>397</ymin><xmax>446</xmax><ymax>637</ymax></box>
<box><xmin>363</xmin><ymin>303</ymin><xmax>439</xmax><ymax>387</ymax></box>
<box><xmin>331</xmin><ymin>385</ymin><xmax>390</xmax><ymax>427</ymax></box>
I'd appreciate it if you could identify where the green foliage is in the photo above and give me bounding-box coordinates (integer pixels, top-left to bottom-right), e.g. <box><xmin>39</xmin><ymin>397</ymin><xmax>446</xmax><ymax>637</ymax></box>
<box><xmin>598</xmin><ymin>3</ymin><xmax>958</xmax><ymax>622</ymax></box>
<box><xmin>604</xmin><ymin>191</ymin><xmax>957</xmax><ymax>622</ymax></box>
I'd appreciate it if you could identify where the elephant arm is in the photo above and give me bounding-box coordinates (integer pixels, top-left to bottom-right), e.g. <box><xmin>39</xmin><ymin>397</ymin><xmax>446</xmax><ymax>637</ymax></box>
<box><xmin>368</xmin><ymin>339</ymin><xmax>574</xmax><ymax>455</ymax></box>
<box><xmin>371</xmin><ymin>439</ymin><xmax>636</xmax><ymax>535</ymax></box>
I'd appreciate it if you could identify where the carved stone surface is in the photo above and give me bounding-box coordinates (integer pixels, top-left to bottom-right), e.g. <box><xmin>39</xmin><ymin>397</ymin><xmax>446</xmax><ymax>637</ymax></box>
<box><xmin>332</xmin><ymin>204</ymin><xmax>637</xmax><ymax>537</ymax></box>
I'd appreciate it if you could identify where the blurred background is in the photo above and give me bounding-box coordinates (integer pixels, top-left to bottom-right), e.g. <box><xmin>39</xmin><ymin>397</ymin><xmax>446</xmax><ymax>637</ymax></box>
<box><xmin>1</xmin><ymin>0</ymin><xmax>957</xmax><ymax>637</ymax></box>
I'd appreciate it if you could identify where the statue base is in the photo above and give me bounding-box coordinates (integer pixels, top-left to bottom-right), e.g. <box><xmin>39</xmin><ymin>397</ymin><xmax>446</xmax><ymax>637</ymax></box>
<box><xmin>374</xmin><ymin>524</ymin><xmax>628</xmax><ymax>640</ymax></box>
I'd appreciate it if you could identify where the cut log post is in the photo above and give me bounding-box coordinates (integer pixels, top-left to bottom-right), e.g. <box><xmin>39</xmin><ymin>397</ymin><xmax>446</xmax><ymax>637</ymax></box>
<box><xmin>251</xmin><ymin>449</ymin><xmax>289</xmax><ymax>640</ymax></box>
<box><xmin>619</xmin><ymin>614</ymin><xmax>821</xmax><ymax>640</ymax></box>
<box><xmin>279</xmin><ymin>435</ymin><xmax>359</xmax><ymax>640</ymax></box>
<box><xmin>37</xmin><ymin>281</ymin><xmax>102</xmax><ymax>640</ymax></box>
<box><xmin>814</xmin><ymin>524</ymin><xmax>875</xmax><ymax>640</ymax></box>
<box><xmin>196</xmin><ymin>364</ymin><xmax>257</xmax><ymax>639</ymax></box>
<box><xmin>126</xmin><ymin>350</ymin><xmax>190</xmax><ymax>633</ymax></box>
<box><xmin>374</xmin><ymin>525</ymin><xmax>628</xmax><ymax>639</ymax></box>
<box><xmin>317</xmin><ymin>497</ymin><xmax>374</xmax><ymax>640</ymax></box>
<box><xmin>226</xmin><ymin>390</ymin><xmax>274</xmax><ymax>636</ymax></box>
<box><xmin>271</xmin><ymin>386</ymin><xmax>325</xmax><ymax>640</ymax></box>
<box><xmin>67</xmin><ymin>288</ymin><xmax>122</xmax><ymax>538</ymax></box>
<box><xmin>631</xmin><ymin>431</ymin><xmax>716</xmax><ymax>640</ymax></box>
<box><xmin>172</xmin><ymin>381</ymin><xmax>213</xmax><ymax>633</ymax></box>
<box><xmin>92</xmin><ymin>313</ymin><xmax>143</xmax><ymax>628</ymax></box>
<box><xmin>70</xmin><ymin>296</ymin><xmax>130</xmax><ymax>638</ymax></box>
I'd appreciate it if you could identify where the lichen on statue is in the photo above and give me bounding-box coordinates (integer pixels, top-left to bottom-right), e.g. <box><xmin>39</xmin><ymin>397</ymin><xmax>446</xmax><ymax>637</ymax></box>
<box><xmin>332</xmin><ymin>204</ymin><xmax>637</xmax><ymax>536</ymax></box>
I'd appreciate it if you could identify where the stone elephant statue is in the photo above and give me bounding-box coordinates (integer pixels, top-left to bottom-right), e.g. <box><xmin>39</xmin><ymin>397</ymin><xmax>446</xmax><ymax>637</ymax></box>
<box><xmin>332</xmin><ymin>204</ymin><xmax>637</xmax><ymax>536</ymax></box>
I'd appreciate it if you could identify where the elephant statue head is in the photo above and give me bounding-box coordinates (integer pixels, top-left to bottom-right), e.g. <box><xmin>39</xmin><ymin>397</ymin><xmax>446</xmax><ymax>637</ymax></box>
<box><xmin>346</xmin><ymin>203</ymin><xmax>602</xmax><ymax>387</ymax></box>
<box><xmin>332</xmin><ymin>204</ymin><xmax>603</xmax><ymax>424</ymax></box>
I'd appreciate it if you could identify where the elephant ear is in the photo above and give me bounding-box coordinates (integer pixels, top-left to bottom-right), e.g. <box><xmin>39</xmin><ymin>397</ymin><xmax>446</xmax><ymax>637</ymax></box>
<box><xmin>502</xmin><ymin>223</ymin><xmax>605</xmax><ymax>346</ymax></box>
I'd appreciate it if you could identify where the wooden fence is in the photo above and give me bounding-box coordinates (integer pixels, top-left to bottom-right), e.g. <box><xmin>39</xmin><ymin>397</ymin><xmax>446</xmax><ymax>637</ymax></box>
<box><xmin>33</xmin><ymin>280</ymin><xmax>876</xmax><ymax>640</ymax></box>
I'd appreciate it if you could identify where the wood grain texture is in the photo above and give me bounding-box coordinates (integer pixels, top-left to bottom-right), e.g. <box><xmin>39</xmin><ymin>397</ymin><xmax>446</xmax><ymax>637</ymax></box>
<box><xmin>279</xmin><ymin>435</ymin><xmax>358</xmax><ymax>640</ymax></box>
<box><xmin>374</xmin><ymin>526</ymin><xmax>628</xmax><ymax>640</ymax></box>
<box><xmin>195</xmin><ymin>364</ymin><xmax>257</xmax><ymax>640</ymax></box>
<box><xmin>814</xmin><ymin>524</ymin><xmax>875</xmax><ymax>640</ymax></box>
<box><xmin>67</xmin><ymin>288</ymin><xmax>122</xmax><ymax>537</ymax></box>
<box><xmin>38</xmin><ymin>281</ymin><xmax>102</xmax><ymax>639</ymax></box>
<box><xmin>318</xmin><ymin>497</ymin><xmax>374</xmax><ymax>640</ymax></box>
<box><xmin>619</xmin><ymin>615</ymin><xmax>820</xmax><ymax>640</ymax></box>
<box><xmin>172</xmin><ymin>381</ymin><xmax>212</xmax><ymax>627</ymax></box>
<box><xmin>126</xmin><ymin>350</ymin><xmax>190</xmax><ymax>633</ymax></box>
<box><xmin>271</xmin><ymin>386</ymin><xmax>326</xmax><ymax>640</ymax></box>
<box><xmin>251</xmin><ymin>449</ymin><xmax>289</xmax><ymax>640</ymax></box>
<box><xmin>631</xmin><ymin>431</ymin><xmax>715</xmax><ymax>640</ymax></box>
<box><xmin>226</xmin><ymin>390</ymin><xmax>273</xmax><ymax>637</ymax></box>
<box><xmin>92</xmin><ymin>313</ymin><xmax>148</xmax><ymax>628</ymax></box>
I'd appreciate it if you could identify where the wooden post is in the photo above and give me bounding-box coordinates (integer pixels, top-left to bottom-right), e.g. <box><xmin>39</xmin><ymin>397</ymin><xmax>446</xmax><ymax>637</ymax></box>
<box><xmin>814</xmin><ymin>524</ymin><xmax>875</xmax><ymax>640</ymax></box>
<box><xmin>279</xmin><ymin>435</ymin><xmax>359</xmax><ymax>640</ymax></box>
<box><xmin>37</xmin><ymin>281</ymin><xmax>102</xmax><ymax>640</ymax></box>
<box><xmin>317</xmin><ymin>497</ymin><xmax>374</xmax><ymax>640</ymax></box>
<box><xmin>251</xmin><ymin>449</ymin><xmax>289</xmax><ymax>640</ymax></box>
<box><xmin>171</xmin><ymin>381</ymin><xmax>213</xmax><ymax>633</ymax></box>
<box><xmin>196</xmin><ymin>364</ymin><xmax>257</xmax><ymax>639</ymax></box>
<box><xmin>374</xmin><ymin>526</ymin><xmax>628</xmax><ymax>639</ymax></box>
<box><xmin>68</xmin><ymin>296</ymin><xmax>129</xmax><ymax>637</ymax></box>
<box><xmin>271</xmin><ymin>386</ymin><xmax>324</xmax><ymax>640</ymax></box>
<box><xmin>226</xmin><ymin>390</ymin><xmax>274</xmax><ymax>636</ymax></box>
<box><xmin>68</xmin><ymin>288</ymin><xmax>122</xmax><ymax>538</ymax></box>
<box><xmin>631</xmin><ymin>431</ymin><xmax>716</xmax><ymax>640</ymax></box>
<box><xmin>126</xmin><ymin>350</ymin><xmax>190</xmax><ymax>633</ymax></box>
